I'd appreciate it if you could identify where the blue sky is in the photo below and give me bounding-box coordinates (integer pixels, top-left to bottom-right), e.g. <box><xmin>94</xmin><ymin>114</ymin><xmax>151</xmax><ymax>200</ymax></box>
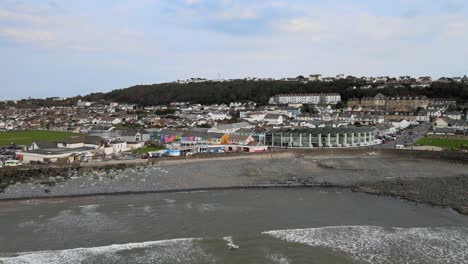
<box><xmin>1</xmin><ymin>0</ymin><xmax>468</xmax><ymax>99</ymax></box>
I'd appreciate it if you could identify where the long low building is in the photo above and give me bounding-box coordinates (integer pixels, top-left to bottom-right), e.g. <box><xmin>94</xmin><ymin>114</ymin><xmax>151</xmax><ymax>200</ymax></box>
<box><xmin>263</xmin><ymin>127</ymin><xmax>378</xmax><ymax>148</ymax></box>
<box><xmin>18</xmin><ymin>147</ymin><xmax>96</xmax><ymax>164</ymax></box>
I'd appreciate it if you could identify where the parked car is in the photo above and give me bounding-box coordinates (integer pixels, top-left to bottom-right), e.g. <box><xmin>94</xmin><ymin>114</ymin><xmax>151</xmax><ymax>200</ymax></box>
<box><xmin>4</xmin><ymin>160</ymin><xmax>22</xmax><ymax>167</ymax></box>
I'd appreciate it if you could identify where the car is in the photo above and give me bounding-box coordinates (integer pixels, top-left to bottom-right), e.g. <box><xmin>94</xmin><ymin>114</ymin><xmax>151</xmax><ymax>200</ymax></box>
<box><xmin>4</xmin><ymin>160</ymin><xmax>22</xmax><ymax>167</ymax></box>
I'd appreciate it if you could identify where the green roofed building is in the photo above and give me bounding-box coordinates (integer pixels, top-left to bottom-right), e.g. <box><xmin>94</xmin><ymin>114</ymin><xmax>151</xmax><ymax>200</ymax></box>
<box><xmin>263</xmin><ymin>127</ymin><xmax>378</xmax><ymax>148</ymax></box>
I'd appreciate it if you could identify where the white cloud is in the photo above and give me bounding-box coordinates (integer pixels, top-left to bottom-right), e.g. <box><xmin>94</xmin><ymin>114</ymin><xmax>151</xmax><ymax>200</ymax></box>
<box><xmin>0</xmin><ymin>4</ymin><xmax>158</xmax><ymax>55</ymax></box>
<box><xmin>0</xmin><ymin>8</ymin><xmax>46</xmax><ymax>24</ymax></box>
<box><xmin>0</xmin><ymin>27</ymin><xmax>55</xmax><ymax>45</ymax></box>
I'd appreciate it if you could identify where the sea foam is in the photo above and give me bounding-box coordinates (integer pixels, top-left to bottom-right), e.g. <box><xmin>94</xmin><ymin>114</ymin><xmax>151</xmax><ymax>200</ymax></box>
<box><xmin>263</xmin><ymin>226</ymin><xmax>468</xmax><ymax>264</ymax></box>
<box><xmin>0</xmin><ymin>238</ymin><xmax>213</xmax><ymax>264</ymax></box>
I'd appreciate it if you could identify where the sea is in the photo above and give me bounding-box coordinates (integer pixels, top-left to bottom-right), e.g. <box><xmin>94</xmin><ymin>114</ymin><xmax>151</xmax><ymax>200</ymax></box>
<box><xmin>1</xmin><ymin>188</ymin><xmax>467</xmax><ymax>263</ymax></box>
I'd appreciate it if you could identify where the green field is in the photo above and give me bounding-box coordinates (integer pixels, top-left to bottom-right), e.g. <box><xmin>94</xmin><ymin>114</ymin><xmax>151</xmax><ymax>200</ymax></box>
<box><xmin>134</xmin><ymin>146</ymin><xmax>166</xmax><ymax>154</ymax></box>
<box><xmin>415</xmin><ymin>137</ymin><xmax>468</xmax><ymax>150</ymax></box>
<box><xmin>0</xmin><ymin>130</ymin><xmax>80</xmax><ymax>147</ymax></box>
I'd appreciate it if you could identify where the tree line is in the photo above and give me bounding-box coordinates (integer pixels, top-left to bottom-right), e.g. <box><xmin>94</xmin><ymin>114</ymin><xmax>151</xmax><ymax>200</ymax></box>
<box><xmin>6</xmin><ymin>79</ymin><xmax>468</xmax><ymax>109</ymax></box>
<box><xmin>83</xmin><ymin>80</ymin><xmax>468</xmax><ymax>106</ymax></box>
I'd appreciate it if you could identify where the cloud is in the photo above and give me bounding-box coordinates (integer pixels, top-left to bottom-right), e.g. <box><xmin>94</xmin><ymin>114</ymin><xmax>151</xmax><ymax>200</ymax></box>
<box><xmin>0</xmin><ymin>8</ymin><xmax>46</xmax><ymax>24</ymax></box>
<box><xmin>0</xmin><ymin>27</ymin><xmax>55</xmax><ymax>45</ymax></box>
<box><xmin>0</xmin><ymin>4</ymin><xmax>158</xmax><ymax>55</ymax></box>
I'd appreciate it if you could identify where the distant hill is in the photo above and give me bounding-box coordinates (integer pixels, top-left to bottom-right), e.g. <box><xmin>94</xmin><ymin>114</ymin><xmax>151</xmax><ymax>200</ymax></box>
<box><xmin>5</xmin><ymin>79</ymin><xmax>467</xmax><ymax>109</ymax></box>
<box><xmin>83</xmin><ymin>79</ymin><xmax>468</xmax><ymax>106</ymax></box>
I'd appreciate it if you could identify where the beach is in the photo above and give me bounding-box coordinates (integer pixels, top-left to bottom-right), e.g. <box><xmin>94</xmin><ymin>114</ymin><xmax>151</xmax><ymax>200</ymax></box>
<box><xmin>0</xmin><ymin>150</ymin><xmax>467</xmax><ymax>214</ymax></box>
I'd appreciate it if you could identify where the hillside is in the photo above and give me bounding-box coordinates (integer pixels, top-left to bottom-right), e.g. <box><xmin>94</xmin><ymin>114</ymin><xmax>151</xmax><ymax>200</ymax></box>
<box><xmin>83</xmin><ymin>80</ymin><xmax>468</xmax><ymax>106</ymax></box>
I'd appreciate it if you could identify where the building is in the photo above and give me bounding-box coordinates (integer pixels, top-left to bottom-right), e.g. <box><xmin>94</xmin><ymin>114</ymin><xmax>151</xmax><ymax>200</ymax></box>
<box><xmin>385</xmin><ymin>96</ymin><xmax>429</xmax><ymax>111</ymax></box>
<box><xmin>19</xmin><ymin>136</ymin><xmax>107</xmax><ymax>164</ymax></box>
<box><xmin>347</xmin><ymin>94</ymin><xmax>429</xmax><ymax>111</ymax></box>
<box><xmin>264</xmin><ymin>114</ymin><xmax>284</xmax><ymax>125</ymax></box>
<box><xmin>116</xmin><ymin>129</ymin><xmax>151</xmax><ymax>143</ymax></box>
<box><xmin>308</xmin><ymin>74</ymin><xmax>322</xmax><ymax>81</ymax></box>
<box><xmin>444</xmin><ymin>112</ymin><xmax>463</xmax><ymax>120</ymax></box>
<box><xmin>360</xmin><ymin>93</ymin><xmax>386</xmax><ymax>109</ymax></box>
<box><xmin>263</xmin><ymin>127</ymin><xmax>378</xmax><ymax>148</ymax></box>
<box><xmin>208</xmin><ymin>122</ymin><xmax>254</xmax><ymax>134</ymax></box>
<box><xmin>227</xmin><ymin>134</ymin><xmax>255</xmax><ymax>145</ymax></box>
<box><xmin>269</xmin><ymin>93</ymin><xmax>341</xmax><ymax>105</ymax></box>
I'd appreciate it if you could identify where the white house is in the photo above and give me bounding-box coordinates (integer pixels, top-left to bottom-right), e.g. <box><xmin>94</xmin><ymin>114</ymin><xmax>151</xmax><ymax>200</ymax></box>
<box><xmin>96</xmin><ymin>117</ymin><xmax>122</xmax><ymax>126</ymax></box>
<box><xmin>207</xmin><ymin>112</ymin><xmax>230</xmax><ymax>121</ymax></box>
<box><xmin>444</xmin><ymin>112</ymin><xmax>462</xmax><ymax>120</ymax></box>
<box><xmin>433</xmin><ymin>117</ymin><xmax>466</xmax><ymax>130</ymax></box>
<box><xmin>264</xmin><ymin>114</ymin><xmax>284</xmax><ymax>125</ymax></box>
<box><xmin>392</xmin><ymin>119</ymin><xmax>411</xmax><ymax>130</ymax></box>
<box><xmin>208</xmin><ymin>122</ymin><xmax>254</xmax><ymax>134</ymax></box>
<box><xmin>242</xmin><ymin>112</ymin><xmax>266</xmax><ymax>123</ymax></box>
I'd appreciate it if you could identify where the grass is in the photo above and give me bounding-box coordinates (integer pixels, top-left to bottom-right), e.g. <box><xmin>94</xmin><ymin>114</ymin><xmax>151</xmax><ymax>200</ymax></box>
<box><xmin>415</xmin><ymin>137</ymin><xmax>468</xmax><ymax>150</ymax></box>
<box><xmin>134</xmin><ymin>146</ymin><xmax>166</xmax><ymax>154</ymax></box>
<box><xmin>0</xmin><ymin>130</ymin><xmax>80</xmax><ymax>147</ymax></box>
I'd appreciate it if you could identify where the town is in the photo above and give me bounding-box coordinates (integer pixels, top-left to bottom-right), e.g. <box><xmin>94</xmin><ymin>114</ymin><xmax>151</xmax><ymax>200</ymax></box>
<box><xmin>0</xmin><ymin>74</ymin><xmax>467</xmax><ymax>167</ymax></box>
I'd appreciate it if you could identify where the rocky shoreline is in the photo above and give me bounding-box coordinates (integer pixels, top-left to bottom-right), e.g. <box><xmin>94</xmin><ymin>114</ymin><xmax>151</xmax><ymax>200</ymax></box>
<box><xmin>0</xmin><ymin>151</ymin><xmax>467</xmax><ymax>215</ymax></box>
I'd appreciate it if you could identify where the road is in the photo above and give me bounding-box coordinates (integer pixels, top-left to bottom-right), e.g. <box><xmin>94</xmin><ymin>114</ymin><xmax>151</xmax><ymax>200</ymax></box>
<box><xmin>378</xmin><ymin>123</ymin><xmax>431</xmax><ymax>149</ymax></box>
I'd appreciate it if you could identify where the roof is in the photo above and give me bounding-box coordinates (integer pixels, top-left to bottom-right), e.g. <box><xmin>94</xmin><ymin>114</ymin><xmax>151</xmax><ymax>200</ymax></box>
<box><xmin>264</xmin><ymin>114</ymin><xmax>283</xmax><ymax>119</ymax></box>
<box><xmin>233</xmin><ymin>128</ymin><xmax>254</xmax><ymax>135</ymax></box>
<box><xmin>228</xmin><ymin>134</ymin><xmax>252</xmax><ymax>141</ymax></box>
<box><xmin>247</xmin><ymin>141</ymin><xmax>265</xmax><ymax>146</ymax></box>
<box><xmin>436</xmin><ymin>117</ymin><xmax>465</xmax><ymax>126</ymax></box>
<box><xmin>24</xmin><ymin>147</ymin><xmax>95</xmax><ymax>155</ymax></box>
<box><xmin>266</xmin><ymin>126</ymin><xmax>377</xmax><ymax>135</ymax></box>
<box><xmin>211</xmin><ymin>122</ymin><xmax>252</xmax><ymax>130</ymax></box>
<box><xmin>444</xmin><ymin>112</ymin><xmax>462</xmax><ymax>116</ymax></box>
<box><xmin>117</xmin><ymin>129</ymin><xmax>150</xmax><ymax>136</ymax></box>
<box><xmin>55</xmin><ymin>136</ymin><xmax>104</xmax><ymax>145</ymax></box>
<box><xmin>183</xmin><ymin>131</ymin><xmax>225</xmax><ymax>139</ymax></box>
<box><xmin>33</xmin><ymin>141</ymin><xmax>58</xmax><ymax>149</ymax></box>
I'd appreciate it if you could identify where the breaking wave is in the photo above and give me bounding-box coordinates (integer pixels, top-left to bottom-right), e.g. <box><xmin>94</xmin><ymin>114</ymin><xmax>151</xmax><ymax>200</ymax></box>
<box><xmin>0</xmin><ymin>238</ymin><xmax>213</xmax><ymax>264</ymax></box>
<box><xmin>263</xmin><ymin>226</ymin><xmax>468</xmax><ymax>264</ymax></box>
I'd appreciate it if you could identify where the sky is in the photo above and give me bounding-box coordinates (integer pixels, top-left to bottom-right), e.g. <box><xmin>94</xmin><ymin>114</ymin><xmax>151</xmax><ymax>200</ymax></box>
<box><xmin>1</xmin><ymin>0</ymin><xmax>468</xmax><ymax>100</ymax></box>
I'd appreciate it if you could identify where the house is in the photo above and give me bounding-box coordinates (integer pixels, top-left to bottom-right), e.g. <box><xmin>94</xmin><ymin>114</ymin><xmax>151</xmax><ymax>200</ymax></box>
<box><xmin>55</xmin><ymin>136</ymin><xmax>105</xmax><ymax>149</ymax></box>
<box><xmin>208</xmin><ymin>122</ymin><xmax>254</xmax><ymax>134</ymax></box>
<box><xmin>391</xmin><ymin>119</ymin><xmax>411</xmax><ymax>130</ymax></box>
<box><xmin>300</xmin><ymin>120</ymin><xmax>326</xmax><ymax>128</ymax></box>
<box><xmin>25</xmin><ymin>141</ymin><xmax>59</xmax><ymax>151</ymax></box>
<box><xmin>96</xmin><ymin>117</ymin><xmax>122</xmax><ymax>126</ymax></box>
<box><xmin>432</xmin><ymin>117</ymin><xmax>466</xmax><ymax>132</ymax></box>
<box><xmin>308</xmin><ymin>74</ymin><xmax>322</xmax><ymax>81</ymax></box>
<box><xmin>375</xmin><ymin>123</ymin><xmax>397</xmax><ymax>137</ymax></box>
<box><xmin>181</xmin><ymin>131</ymin><xmax>229</xmax><ymax>146</ymax></box>
<box><xmin>158</xmin><ymin>130</ymin><xmax>183</xmax><ymax>144</ymax></box>
<box><xmin>18</xmin><ymin>148</ymin><xmax>95</xmax><ymax>164</ymax></box>
<box><xmin>264</xmin><ymin>114</ymin><xmax>284</xmax><ymax>125</ymax></box>
<box><xmin>444</xmin><ymin>112</ymin><xmax>462</xmax><ymax>120</ymax></box>
<box><xmin>117</xmin><ymin>129</ymin><xmax>151</xmax><ymax>143</ymax></box>
<box><xmin>244</xmin><ymin>141</ymin><xmax>269</xmax><ymax>152</ymax></box>
<box><xmin>106</xmin><ymin>140</ymin><xmax>125</xmax><ymax>153</ymax></box>
<box><xmin>241</xmin><ymin>112</ymin><xmax>266</xmax><ymax>123</ymax></box>
<box><xmin>19</xmin><ymin>136</ymin><xmax>106</xmax><ymax>164</ymax></box>
<box><xmin>228</xmin><ymin>134</ymin><xmax>255</xmax><ymax>145</ymax></box>
<box><xmin>207</xmin><ymin>112</ymin><xmax>230</xmax><ymax>121</ymax></box>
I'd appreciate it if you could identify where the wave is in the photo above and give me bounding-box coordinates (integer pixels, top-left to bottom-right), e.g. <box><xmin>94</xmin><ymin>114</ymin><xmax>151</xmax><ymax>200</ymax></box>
<box><xmin>0</xmin><ymin>238</ymin><xmax>213</xmax><ymax>264</ymax></box>
<box><xmin>263</xmin><ymin>226</ymin><xmax>468</xmax><ymax>264</ymax></box>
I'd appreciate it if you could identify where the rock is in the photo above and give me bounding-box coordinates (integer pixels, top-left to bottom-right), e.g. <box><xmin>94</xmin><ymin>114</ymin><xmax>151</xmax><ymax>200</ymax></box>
<box><xmin>455</xmin><ymin>206</ymin><xmax>468</xmax><ymax>215</ymax></box>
